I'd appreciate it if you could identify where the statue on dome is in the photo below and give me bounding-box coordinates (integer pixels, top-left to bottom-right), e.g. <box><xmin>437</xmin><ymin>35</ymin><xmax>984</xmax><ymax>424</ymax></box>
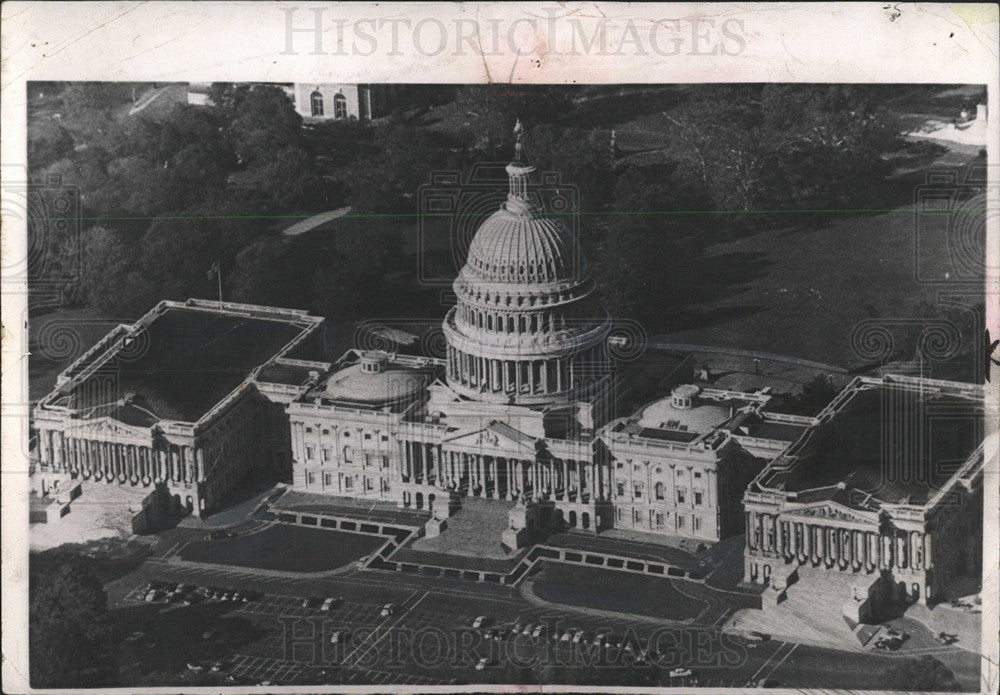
<box><xmin>512</xmin><ymin>118</ymin><xmax>528</xmax><ymax>164</ymax></box>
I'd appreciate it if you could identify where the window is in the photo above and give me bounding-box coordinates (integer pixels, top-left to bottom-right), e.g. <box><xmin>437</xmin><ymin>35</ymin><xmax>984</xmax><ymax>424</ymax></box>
<box><xmin>344</xmin><ymin>476</ymin><xmax>353</xmax><ymax>491</ymax></box>
<box><xmin>310</xmin><ymin>90</ymin><xmax>324</xmax><ymax>117</ymax></box>
<box><xmin>616</xmin><ymin>483</ymin><xmax>625</xmax><ymax>497</ymax></box>
<box><xmin>655</xmin><ymin>513</ymin><xmax>665</xmax><ymax>529</ymax></box>
<box><xmin>633</xmin><ymin>483</ymin><xmax>643</xmax><ymax>499</ymax></box>
<box><xmin>694</xmin><ymin>516</ymin><xmax>701</xmax><ymax>531</ymax></box>
<box><xmin>306</xmin><ymin>445</ymin><xmax>315</xmax><ymax>460</ymax></box>
<box><xmin>323</xmin><ymin>472</ymin><xmax>332</xmax><ymax>485</ymax></box>
<box><xmin>322</xmin><ymin>429</ymin><xmax>329</xmax><ymax>435</ymax></box>
<box><xmin>616</xmin><ymin>507</ymin><xmax>624</xmax><ymax>521</ymax></box>
<box><xmin>677</xmin><ymin>490</ymin><xmax>685</xmax><ymax>504</ymax></box>
<box><xmin>381</xmin><ymin>456</ymin><xmax>390</xmax><ymax>468</ymax></box>
<box><xmin>322</xmin><ymin>448</ymin><xmax>331</xmax><ymax>462</ymax></box>
<box><xmin>307</xmin><ymin>471</ymin><xmax>315</xmax><ymax>484</ymax></box>
<box><xmin>694</xmin><ymin>491</ymin><xmax>703</xmax><ymax>505</ymax></box>
<box><xmin>655</xmin><ymin>482</ymin><xmax>665</xmax><ymax>500</ymax></box>
<box><xmin>306</xmin><ymin>427</ymin><xmax>313</xmax><ymax>434</ymax></box>
<box><xmin>343</xmin><ymin>446</ymin><xmax>353</xmax><ymax>463</ymax></box>
<box><xmin>333</xmin><ymin>93</ymin><xmax>347</xmax><ymax>118</ymax></box>
<box><xmin>616</xmin><ymin>462</ymin><xmax>624</xmax><ymax>469</ymax></box>
<box><xmin>677</xmin><ymin>516</ymin><xmax>685</xmax><ymax>529</ymax></box>
<box><xmin>694</xmin><ymin>471</ymin><xmax>702</xmax><ymax>479</ymax></box>
<box><xmin>381</xmin><ymin>435</ymin><xmax>389</xmax><ymax>442</ymax></box>
<box><xmin>344</xmin><ymin>431</ymin><xmax>351</xmax><ymax>437</ymax></box>
<box><xmin>364</xmin><ymin>433</ymin><xmax>372</xmax><ymax>441</ymax></box>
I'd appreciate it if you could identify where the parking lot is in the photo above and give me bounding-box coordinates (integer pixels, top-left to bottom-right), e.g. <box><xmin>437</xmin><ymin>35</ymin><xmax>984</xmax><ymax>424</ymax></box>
<box><xmin>107</xmin><ymin>553</ymin><xmax>977</xmax><ymax>690</ymax></box>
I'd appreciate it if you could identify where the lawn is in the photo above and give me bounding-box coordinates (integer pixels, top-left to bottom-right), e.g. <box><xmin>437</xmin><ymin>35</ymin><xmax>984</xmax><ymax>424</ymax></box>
<box><xmin>178</xmin><ymin>525</ymin><xmax>384</xmax><ymax>573</ymax></box>
<box><xmin>531</xmin><ymin>562</ymin><xmax>705</xmax><ymax>622</ymax></box>
<box><xmin>653</xmin><ymin>183</ymin><xmax>984</xmax><ymax>373</ymax></box>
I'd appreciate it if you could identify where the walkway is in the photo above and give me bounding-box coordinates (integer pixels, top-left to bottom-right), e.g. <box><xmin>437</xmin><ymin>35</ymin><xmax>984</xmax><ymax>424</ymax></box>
<box><xmin>282</xmin><ymin>206</ymin><xmax>352</xmax><ymax>236</ymax></box>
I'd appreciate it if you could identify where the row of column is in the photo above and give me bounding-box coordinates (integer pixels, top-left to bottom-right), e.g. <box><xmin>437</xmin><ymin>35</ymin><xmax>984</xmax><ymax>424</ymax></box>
<box><xmin>36</xmin><ymin>429</ymin><xmax>203</xmax><ymax>485</ymax></box>
<box><xmin>401</xmin><ymin>441</ymin><xmax>611</xmax><ymax>502</ymax></box>
<box><xmin>447</xmin><ymin>349</ymin><xmax>569</xmax><ymax>396</ymax></box>
<box><xmin>747</xmin><ymin>511</ymin><xmax>928</xmax><ymax>573</ymax></box>
<box><xmin>458</xmin><ymin>304</ymin><xmax>568</xmax><ymax>335</ymax></box>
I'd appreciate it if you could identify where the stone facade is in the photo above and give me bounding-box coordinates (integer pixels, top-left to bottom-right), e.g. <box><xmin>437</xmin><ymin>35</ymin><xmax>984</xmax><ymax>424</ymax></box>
<box><xmin>743</xmin><ymin>375</ymin><xmax>991</xmax><ymax>607</ymax></box>
<box><xmin>30</xmin><ymin>299</ymin><xmax>324</xmax><ymax>516</ymax></box>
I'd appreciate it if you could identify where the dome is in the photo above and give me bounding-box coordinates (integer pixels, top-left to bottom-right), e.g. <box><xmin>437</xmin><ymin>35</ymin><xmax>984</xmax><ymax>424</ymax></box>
<box><xmin>323</xmin><ymin>362</ymin><xmax>430</xmax><ymax>405</ymax></box>
<box><xmin>441</xmin><ymin>120</ymin><xmax>612</xmax><ymax>406</ymax></box>
<box><xmin>464</xmin><ymin>206</ymin><xmax>584</xmax><ymax>284</ymax></box>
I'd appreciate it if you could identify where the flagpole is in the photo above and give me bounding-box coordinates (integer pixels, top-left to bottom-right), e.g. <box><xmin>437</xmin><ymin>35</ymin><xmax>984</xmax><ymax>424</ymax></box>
<box><xmin>217</xmin><ymin>263</ymin><xmax>223</xmax><ymax>308</ymax></box>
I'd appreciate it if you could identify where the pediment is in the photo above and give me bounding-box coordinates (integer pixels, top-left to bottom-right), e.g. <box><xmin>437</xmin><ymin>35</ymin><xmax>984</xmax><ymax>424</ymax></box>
<box><xmin>785</xmin><ymin>502</ymin><xmax>875</xmax><ymax>525</ymax></box>
<box><xmin>66</xmin><ymin>416</ymin><xmax>150</xmax><ymax>441</ymax></box>
<box><xmin>443</xmin><ymin>422</ymin><xmax>536</xmax><ymax>455</ymax></box>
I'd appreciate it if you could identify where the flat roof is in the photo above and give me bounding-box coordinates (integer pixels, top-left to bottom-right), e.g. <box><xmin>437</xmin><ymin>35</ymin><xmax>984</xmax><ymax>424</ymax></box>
<box><xmin>760</xmin><ymin>379</ymin><xmax>985</xmax><ymax>506</ymax></box>
<box><xmin>58</xmin><ymin>306</ymin><xmax>311</xmax><ymax>423</ymax></box>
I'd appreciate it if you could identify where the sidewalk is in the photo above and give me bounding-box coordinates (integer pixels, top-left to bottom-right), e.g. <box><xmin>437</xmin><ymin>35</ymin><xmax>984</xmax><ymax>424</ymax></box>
<box><xmin>282</xmin><ymin>206</ymin><xmax>352</xmax><ymax>236</ymax></box>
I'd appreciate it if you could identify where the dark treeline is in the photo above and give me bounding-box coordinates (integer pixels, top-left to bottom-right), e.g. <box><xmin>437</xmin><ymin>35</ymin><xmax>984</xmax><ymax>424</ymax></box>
<box><xmin>28</xmin><ymin>82</ymin><xmax>942</xmax><ymax>328</ymax></box>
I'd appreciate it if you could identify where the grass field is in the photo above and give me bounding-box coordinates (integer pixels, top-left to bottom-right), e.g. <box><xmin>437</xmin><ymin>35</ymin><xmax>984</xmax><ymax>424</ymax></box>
<box><xmin>179</xmin><ymin>525</ymin><xmax>384</xmax><ymax>574</ymax></box>
<box><xmin>531</xmin><ymin>562</ymin><xmax>705</xmax><ymax>622</ymax></box>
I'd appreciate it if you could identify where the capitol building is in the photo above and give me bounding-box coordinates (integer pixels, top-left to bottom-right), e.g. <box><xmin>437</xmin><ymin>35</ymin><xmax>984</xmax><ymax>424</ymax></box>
<box><xmin>281</xmin><ymin>125</ymin><xmax>804</xmax><ymax>543</ymax></box>
<box><xmin>29</xmin><ymin>123</ymin><xmax>991</xmax><ymax>597</ymax></box>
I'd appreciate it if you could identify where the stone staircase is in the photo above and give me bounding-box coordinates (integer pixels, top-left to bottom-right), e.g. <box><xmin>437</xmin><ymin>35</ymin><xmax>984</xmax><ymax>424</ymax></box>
<box><xmin>730</xmin><ymin>563</ymin><xmax>866</xmax><ymax>650</ymax></box>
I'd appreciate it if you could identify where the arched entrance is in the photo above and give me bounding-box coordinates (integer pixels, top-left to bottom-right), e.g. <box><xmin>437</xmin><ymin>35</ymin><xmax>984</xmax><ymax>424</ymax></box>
<box><xmin>581</xmin><ymin>512</ymin><xmax>590</xmax><ymax>530</ymax></box>
<box><xmin>416</xmin><ymin>492</ymin><xmax>424</xmax><ymax>509</ymax></box>
<box><xmin>569</xmin><ymin>510</ymin><xmax>577</xmax><ymax>527</ymax></box>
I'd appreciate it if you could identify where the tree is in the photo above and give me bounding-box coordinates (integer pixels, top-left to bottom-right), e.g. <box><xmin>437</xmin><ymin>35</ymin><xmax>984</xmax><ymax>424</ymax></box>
<box><xmin>228</xmin><ymin>236</ymin><xmax>314</xmax><ymax>310</ymax></box>
<box><xmin>28</xmin><ymin>119</ymin><xmax>75</xmax><ymax>171</ymax></box>
<box><xmin>525</xmin><ymin>124</ymin><xmax>616</xmax><ymax>213</ymax></box>
<box><xmin>453</xmin><ymin>85</ymin><xmax>574</xmax><ymax>156</ymax></box>
<box><xmin>30</xmin><ymin>563</ymin><xmax>114</xmax><ymax>687</ymax></box>
<box><xmin>76</xmin><ymin>226</ymin><xmax>155</xmax><ymax>316</ymax></box>
<box><xmin>309</xmin><ymin>222</ymin><xmax>405</xmax><ymax>320</ymax></box>
<box><xmin>346</xmin><ymin>120</ymin><xmax>444</xmax><ymax>215</ymax></box>
<box><xmin>882</xmin><ymin>655</ymin><xmax>960</xmax><ymax>691</ymax></box>
<box><xmin>228</xmin><ymin>86</ymin><xmax>304</xmax><ymax>164</ymax></box>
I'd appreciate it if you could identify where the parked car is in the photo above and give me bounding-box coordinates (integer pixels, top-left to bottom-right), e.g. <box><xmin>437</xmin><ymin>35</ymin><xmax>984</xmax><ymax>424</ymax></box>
<box><xmin>572</xmin><ymin>630</ymin><xmax>587</xmax><ymax>644</ymax></box>
<box><xmin>472</xmin><ymin>615</ymin><xmax>489</xmax><ymax>629</ymax></box>
<box><xmin>320</xmin><ymin>596</ymin><xmax>343</xmax><ymax>611</ymax></box>
<box><xmin>521</xmin><ymin>624</ymin><xmax>534</xmax><ymax>636</ymax></box>
<box><xmin>531</xmin><ymin>624</ymin><xmax>545</xmax><ymax>640</ymax></box>
<box><xmin>329</xmin><ymin>630</ymin><xmax>349</xmax><ymax>644</ymax></box>
<box><xmin>186</xmin><ymin>662</ymin><xmax>204</xmax><ymax>672</ymax></box>
<box><xmin>302</xmin><ymin>597</ymin><xmax>321</xmax><ymax>609</ymax></box>
<box><xmin>202</xmin><ymin>628</ymin><xmax>218</xmax><ymax>641</ymax></box>
<box><xmin>380</xmin><ymin>603</ymin><xmax>396</xmax><ymax>617</ymax></box>
<box><xmin>125</xmin><ymin>631</ymin><xmax>145</xmax><ymax>643</ymax></box>
<box><xmin>559</xmin><ymin>630</ymin><xmax>574</xmax><ymax>642</ymax></box>
<box><xmin>475</xmin><ymin>657</ymin><xmax>494</xmax><ymax>671</ymax></box>
<box><xmin>670</xmin><ymin>667</ymin><xmax>694</xmax><ymax>679</ymax></box>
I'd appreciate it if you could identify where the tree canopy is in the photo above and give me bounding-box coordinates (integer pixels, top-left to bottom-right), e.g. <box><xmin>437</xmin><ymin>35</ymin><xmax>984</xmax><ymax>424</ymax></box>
<box><xmin>30</xmin><ymin>563</ymin><xmax>114</xmax><ymax>687</ymax></box>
